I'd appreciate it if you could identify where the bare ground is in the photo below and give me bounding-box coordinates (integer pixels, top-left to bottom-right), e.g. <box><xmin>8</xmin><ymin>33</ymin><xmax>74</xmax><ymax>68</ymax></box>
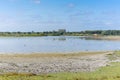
<box><xmin>0</xmin><ymin>52</ymin><xmax>113</xmax><ymax>74</ymax></box>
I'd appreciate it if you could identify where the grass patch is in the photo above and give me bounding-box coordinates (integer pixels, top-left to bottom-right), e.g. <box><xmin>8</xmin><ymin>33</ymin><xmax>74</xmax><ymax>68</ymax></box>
<box><xmin>107</xmin><ymin>51</ymin><xmax>120</xmax><ymax>60</ymax></box>
<box><xmin>1</xmin><ymin>62</ymin><xmax>120</xmax><ymax>80</ymax></box>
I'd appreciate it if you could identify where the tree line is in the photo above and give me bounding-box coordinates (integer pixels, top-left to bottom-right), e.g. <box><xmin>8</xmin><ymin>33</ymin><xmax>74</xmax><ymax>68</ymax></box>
<box><xmin>0</xmin><ymin>30</ymin><xmax>120</xmax><ymax>36</ymax></box>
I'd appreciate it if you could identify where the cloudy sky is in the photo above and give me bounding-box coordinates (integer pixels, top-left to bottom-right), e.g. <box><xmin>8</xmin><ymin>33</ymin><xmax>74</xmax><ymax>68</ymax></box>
<box><xmin>0</xmin><ymin>0</ymin><xmax>120</xmax><ymax>31</ymax></box>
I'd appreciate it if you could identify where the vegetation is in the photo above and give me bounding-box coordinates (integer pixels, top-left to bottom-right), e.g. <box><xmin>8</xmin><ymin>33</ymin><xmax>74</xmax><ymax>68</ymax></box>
<box><xmin>107</xmin><ymin>51</ymin><xmax>120</xmax><ymax>60</ymax></box>
<box><xmin>1</xmin><ymin>30</ymin><xmax>120</xmax><ymax>37</ymax></box>
<box><xmin>3</xmin><ymin>51</ymin><xmax>105</xmax><ymax>58</ymax></box>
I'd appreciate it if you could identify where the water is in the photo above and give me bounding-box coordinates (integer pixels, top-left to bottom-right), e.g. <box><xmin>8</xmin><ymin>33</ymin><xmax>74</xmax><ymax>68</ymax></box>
<box><xmin>0</xmin><ymin>36</ymin><xmax>120</xmax><ymax>53</ymax></box>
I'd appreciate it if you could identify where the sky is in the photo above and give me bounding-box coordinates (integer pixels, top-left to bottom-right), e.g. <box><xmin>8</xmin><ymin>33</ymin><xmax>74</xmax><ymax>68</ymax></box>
<box><xmin>0</xmin><ymin>0</ymin><xmax>120</xmax><ymax>32</ymax></box>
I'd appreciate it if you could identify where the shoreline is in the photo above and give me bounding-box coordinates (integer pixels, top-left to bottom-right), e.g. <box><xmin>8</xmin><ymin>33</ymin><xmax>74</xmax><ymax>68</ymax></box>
<box><xmin>0</xmin><ymin>51</ymin><xmax>114</xmax><ymax>74</ymax></box>
<box><xmin>0</xmin><ymin>35</ymin><xmax>120</xmax><ymax>41</ymax></box>
<box><xmin>0</xmin><ymin>50</ymin><xmax>115</xmax><ymax>54</ymax></box>
<box><xmin>85</xmin><ymin>35</ymin><xmax>120</xmax><ymax>41</ymax></box>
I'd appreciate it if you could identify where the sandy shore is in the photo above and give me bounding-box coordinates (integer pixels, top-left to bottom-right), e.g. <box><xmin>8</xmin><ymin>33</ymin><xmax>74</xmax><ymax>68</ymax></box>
<box><xmin>0</xmin><ymin>52</ymin><xmax>114</xmax><ymax>74</ymax></box>
<box><xmin>87</xmin><ymin>36</ymin><xmax>120</xmax><ymax>41</ymax></box>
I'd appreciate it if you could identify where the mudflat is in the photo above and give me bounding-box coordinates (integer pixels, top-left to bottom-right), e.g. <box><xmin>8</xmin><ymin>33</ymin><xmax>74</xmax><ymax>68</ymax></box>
<box><xmin>0</xmin><ymin>51</ymin><xmax>113</xmax><ymax>74</ymax></box>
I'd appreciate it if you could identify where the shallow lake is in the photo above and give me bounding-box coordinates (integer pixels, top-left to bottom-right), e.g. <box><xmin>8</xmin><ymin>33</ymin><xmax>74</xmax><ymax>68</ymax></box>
<box><xmin>0</xmin><ymin>36</ymin><xmax>120</xmax><ymax>53</ymax></box>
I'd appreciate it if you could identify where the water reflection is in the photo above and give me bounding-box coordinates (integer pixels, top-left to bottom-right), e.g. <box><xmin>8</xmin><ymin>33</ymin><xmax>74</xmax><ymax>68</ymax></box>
<box><xmin>81</xmin><ymin>37</ymin><xmax>103</xmax><ymax>40</ymax></box>
<box><xmin>53</xmin><ymin>37</ymin><xmax>66</xmax><ymax>41</ymax></box>
<box><xmin>52</xmin><ymin>36</ymin><xmax>86</xmax><ymax>41</ymax></box>
<box><xmin>0</xmin><ymin>36</ymin><xmax>119</xmax><ymax>53</ymax></box>
<box><xmin>51</xmin><ymin>36</ymin><xmax>104</xmax><ymax>41</ymax></box>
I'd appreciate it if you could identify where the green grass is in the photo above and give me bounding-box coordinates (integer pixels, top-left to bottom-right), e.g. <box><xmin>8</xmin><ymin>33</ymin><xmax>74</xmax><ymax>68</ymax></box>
<box><xmin>0</xmin><ymin>62</ymin><xmax>120</xmax><ymax>80</ymax></box>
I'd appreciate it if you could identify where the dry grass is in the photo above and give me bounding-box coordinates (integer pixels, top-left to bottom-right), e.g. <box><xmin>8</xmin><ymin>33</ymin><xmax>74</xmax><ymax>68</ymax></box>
<box><xmin>0</xmin><ymin>51</ymin><xmax>108</xmax><ymax>58</ymax></box>
<box><xmin>92</xmin><ymin>36</ymin><xmax>120</xmax><ymax>41</ymax></box>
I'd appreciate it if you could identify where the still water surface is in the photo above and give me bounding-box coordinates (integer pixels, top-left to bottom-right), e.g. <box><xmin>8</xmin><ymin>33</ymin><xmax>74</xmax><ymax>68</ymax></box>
<box><xmin>0</xmin><ymin>36</ymin><xmax>120</xmax><ymax>53</ymax></box>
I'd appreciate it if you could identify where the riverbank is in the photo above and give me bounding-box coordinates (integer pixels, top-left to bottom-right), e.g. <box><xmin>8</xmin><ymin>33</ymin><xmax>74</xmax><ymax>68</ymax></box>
<box><xmin>86</xmin><ymin>36</ymin><xmax>120</xmax><ymax>41</ymax></box>
<box><xmin>1</xmin><ymin>51</ymin><xmax>120</xmax><ymax>80</ymax></box>
<box><xmin>0</xmin><ymin>51</ymin><xmax>114</xmax><ymax>74</ymax></box>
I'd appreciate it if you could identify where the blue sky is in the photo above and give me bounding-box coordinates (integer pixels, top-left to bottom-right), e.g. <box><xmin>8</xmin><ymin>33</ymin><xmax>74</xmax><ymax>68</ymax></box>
<box><xmin>0</xmin><ymin>0</ymin><xmax>120</xmax><ymax>31</ymax></box>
